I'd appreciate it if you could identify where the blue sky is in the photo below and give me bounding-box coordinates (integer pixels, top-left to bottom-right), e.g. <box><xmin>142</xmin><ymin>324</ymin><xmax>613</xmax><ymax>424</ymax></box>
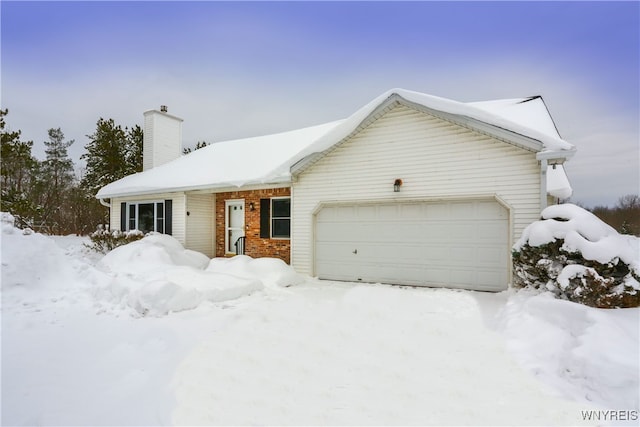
<box><xmin>2</xmin><ymin>1</ymin><xmax>638</xmax><ymax>207</ymax></box>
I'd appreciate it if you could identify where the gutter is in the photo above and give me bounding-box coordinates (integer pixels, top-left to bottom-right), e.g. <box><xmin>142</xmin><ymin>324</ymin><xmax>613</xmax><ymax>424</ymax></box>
<box><xmin>99</xmin><ymin>198</ymin><xmax>111</xmax><ymax>208</ymax></box>
<box><xmin>539</xmin><ymin>159</ymin><xmax>548</xmax><ymax>210</ymax></box>
<box><xmin>536</xmin><ymin>147</ymin><xmax>576</xmax><ymax>162</ymax></box>
<box><xmin>537</xmin><ymin>147</ymin><xmax>576</xmax><ymax>209</ymax></box>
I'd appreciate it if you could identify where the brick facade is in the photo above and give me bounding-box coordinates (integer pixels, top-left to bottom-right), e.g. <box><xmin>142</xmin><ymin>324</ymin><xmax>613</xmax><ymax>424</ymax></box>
<box><xmin>215</xmin><ymin>187</ymin><xmax>291</xmax><ymax>264</ymax></box>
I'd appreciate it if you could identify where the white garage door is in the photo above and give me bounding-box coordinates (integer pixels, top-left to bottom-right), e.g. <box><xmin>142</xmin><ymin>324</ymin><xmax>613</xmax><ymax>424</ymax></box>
<box><xmin>314</xmin><ymin>199</ymin><xmax>509</xmax><ymax>291</ymax></box>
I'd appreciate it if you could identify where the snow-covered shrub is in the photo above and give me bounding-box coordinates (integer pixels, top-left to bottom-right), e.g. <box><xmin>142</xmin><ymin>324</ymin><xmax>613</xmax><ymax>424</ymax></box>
<box><xmin>97</xmin><ymin>234</ymin><xmax>261</xmax><ymax>316</ymax></box>
<box><xmin>513</xmin><ymin>204</ymin><xmax>639</xmax><ymax>308</ymax></box>
<box><xmin>1</xmin><ymin>211</ymin><xmax>16</xmax><ymax>234</ymax></box>
<box><xmin>86</xmin><ymin>225</ymin><xmax>144</xmax><ymax>253</ymax></box>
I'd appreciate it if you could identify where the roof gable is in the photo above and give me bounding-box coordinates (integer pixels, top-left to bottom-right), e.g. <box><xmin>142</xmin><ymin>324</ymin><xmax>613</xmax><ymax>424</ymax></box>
<box><xmin>291</xmin><ymin>90</ymin><xmax>574</xmax><ymax>176</ymax></box>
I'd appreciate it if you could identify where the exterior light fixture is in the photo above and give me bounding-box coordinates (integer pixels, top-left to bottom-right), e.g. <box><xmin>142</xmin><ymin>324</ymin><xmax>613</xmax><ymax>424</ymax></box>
<box><xmin>394</xmin><ymin>179</ymin><xmax>403</xmax><ymax>192</ymax></box>
<box><xmin>249</xmin><ymin>202</ymin><xmax>255</xmax><ymax>211</ymax></box>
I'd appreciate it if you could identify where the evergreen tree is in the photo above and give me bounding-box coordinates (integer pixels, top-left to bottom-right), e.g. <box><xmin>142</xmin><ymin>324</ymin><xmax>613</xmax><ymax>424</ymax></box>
<box><xmin>183</xmin><ymin>140</ymin><xmax>209</xmax><ymax>154</ymax></box>
<box><xmin>43</xmin><ymin>128</ymin><xmax>75</xmax><ymax>192</ymax></box>
<box><xmin>0</xmin><ymin>109</ymin><xmax>38</xmax><ymax>227</ymax></box>
<box><xmin>80</xmin><ymin>118</ymin><xmax>143</xmax><ymax>195</ymax></box>
<box><xmin>79</xmin><ymin>118</ymin><xmax>143</xmax><ymax>231</ymax></box>
<box><xmin>36</xmin><ymin>128</ymin><xmax>76</xmax><ymax>232</ymax></box>
<box><xmin>125</xmin><ymin>125</ymin><xmax>143</xmax><ymax>174</ymax></box>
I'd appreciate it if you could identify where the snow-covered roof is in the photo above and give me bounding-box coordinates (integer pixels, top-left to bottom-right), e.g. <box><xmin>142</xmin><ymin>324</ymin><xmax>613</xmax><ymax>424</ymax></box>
<box><xmin>97</xmin><ymin>88</ymin><xmax>576</xmax><ymax>199</ymax></box>
<box><xmin>97</xmin><ymin>120</ymin><xmax>344</xmax><ymax>198</ymax></box>
<box><xmin>468</xmin><ymin>96</ymin><xmax>562</xmax><ymax>140</ymax></box>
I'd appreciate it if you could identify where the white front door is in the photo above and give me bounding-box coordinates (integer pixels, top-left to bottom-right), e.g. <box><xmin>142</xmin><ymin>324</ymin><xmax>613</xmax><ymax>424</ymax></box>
<box><xmin>225</xmin><ymin>200</ymin><xmax>245</xmax><ymax>254</ymax></box>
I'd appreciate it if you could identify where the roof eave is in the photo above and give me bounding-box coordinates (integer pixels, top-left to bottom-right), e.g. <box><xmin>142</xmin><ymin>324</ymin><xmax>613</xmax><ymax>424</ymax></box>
<box><xmin>536</xmin><ymin>147</ymin><xmax>577</xmax><ymax>163</ymax></box>
<box><xmin>95</xmin><ymin>176</ymin><xmax>293</xmax><ymax>199</ymax></box>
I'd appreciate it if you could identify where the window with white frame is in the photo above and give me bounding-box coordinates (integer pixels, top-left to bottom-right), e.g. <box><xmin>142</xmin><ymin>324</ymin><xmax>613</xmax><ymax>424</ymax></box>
<box><xmin>125</xmin><ymin>201</ymin><xmax>168</xmax><ymax>234</ymax></box>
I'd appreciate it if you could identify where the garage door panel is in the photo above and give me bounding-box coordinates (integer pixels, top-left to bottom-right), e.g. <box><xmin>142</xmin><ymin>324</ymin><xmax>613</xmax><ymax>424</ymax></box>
<box><xmin>450</xmin><ymin>223</ymin><xmax>476</xmax><ymax>240</ymax></box>
<box><xmin>478</xmin><ymin>223</ymin><xmax>508</xmax><ymax>240</ymax></box>
<box><xmin>377</xmin><ymin>204</ymin><xmax>398</xmax><ymax>218</ymax></box>
<box><xmin>398</xmin><ymin>203</ymin><xmax>423</xmax><ymax>219</ymax></box>
<box><xmin>450</xmin><ymin>268</ymin><xmax>475</xmax><ymax>285</ymax></box>
<box><xmin>449</xmin><ymin>202</ymin><xmax>476</xmax><ymax>219</ymax></box>
<box><xmin>315</xmin><ymin>242</ymin><xmax>356</xmax><ymax>262</ymax></box>
<box><xmin>477</xmin><ymin>200</ymin><xmax>508</xmax><ymax>219</ymax></box>
<box><xmin>423</xmin><ymin>268</ymin><xmax>451</xmax><ymax>285</ymax></box>
<box><xmin>314</xmin><ymin>199</ymin><xmax>509</xmax><ymax>291</ymax></box>
<box><xmin>361</xmin><ymin>244</ymin><xmax>425</xmax><ymax>264</ymax></box>
<box><xmin>477</xmin><ymin>270</ymin><xmax>505</xmax><ymax>288</ymax></box>
<box><xmin>356</xmin><ymin>205</ymin><xmax>377</xmax><ymax>220</ymax></box>
<box><xmin>316</xmin><ymin>222</ymin><xmax>359</xmax><ymax>242</ymax></box>
<box><xmin>420</xmin><ymin>223</ymin><xmax>450</xmax><ymax>240</ymax></box>
<box><xmin>316</xmin><ymin>261</ymin><xmax>358</xmax><ymax>281</ymax></box>
<box><xmin>422</xmin><ymin>246</ymin><xmax>452</xmax><ymax>263</ymax></box>
<box><xmin>425</xmin><ymin>203</ymin><xmax>449</xmax><ymax>219</ymax></box>
<box><xmin>447</xmin><ymin>247</ymin><xmax>475</xmax><ymax>265</ymax></box>
<box><xmin>477</xmin><ymin>247</ymin><xmax>506</xmax><ymax>267</ymax></box>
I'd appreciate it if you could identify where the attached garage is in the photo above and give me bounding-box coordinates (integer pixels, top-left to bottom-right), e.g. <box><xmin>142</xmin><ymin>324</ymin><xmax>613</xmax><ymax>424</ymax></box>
<box><xmin>314</xmin><ymin>199</ymin><xmax>509</xmax><ymax>292</ymax></box>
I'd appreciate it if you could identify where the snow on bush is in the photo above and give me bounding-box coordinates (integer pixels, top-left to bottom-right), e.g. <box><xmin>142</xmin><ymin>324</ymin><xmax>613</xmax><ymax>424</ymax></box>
<box><xmin>97</xmin><ymin>234</ymin><xmax>262</xmax><ymax>316</ymax></box>
<box><xmin>513</xmin><ymin>204</ymin><xmax>640</xmax><ymax>308</ymax></box>
<box><xmin>96</xmin><ymin>234</ymin><xmax>301</xmax><ymax>316</ymax></box>
<box><xmin>100</xmin><ymin>233</ymin><xmax>210</xmax><ymax>274</ymax></box>
<box><xmin>207</xmin><ymin>255</ymin><xmax>305</xmax><ymax>289</ymax></box>
<box><xmin>1</xmin><ymin>212</ymin><xmax>89</xmax><ymax>300</ymax></box>
<box><xmin>87</xmin><ymin>225</ymin><xmax>145</xmax><ymax>253</ymax></box>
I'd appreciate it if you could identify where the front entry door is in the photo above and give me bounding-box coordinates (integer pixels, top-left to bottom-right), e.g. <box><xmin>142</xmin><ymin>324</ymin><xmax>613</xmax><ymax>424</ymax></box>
<box><xmin>225</xmin><ymin>200</ymin><xmax>245</xmax><ymax>254</ymax></box>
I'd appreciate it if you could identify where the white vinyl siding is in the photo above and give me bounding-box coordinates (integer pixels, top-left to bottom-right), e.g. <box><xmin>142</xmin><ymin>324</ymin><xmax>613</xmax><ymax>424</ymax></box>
<box><xmin>292</xmin><ymin>104</ymin><xmax>541</xmax><ymax>278</ymax></box>
<box><xmin>186</xmin><ymin>193</ymin><xmax>215</xmax><ymax>257</ymax></box>
<box><xmin>143</xmin><ymin>111</ymin><xmax>183</xmax><ymax>171</ymax></box>
<box><xmin>110</xmin><ymin>192</ymin><xmax>186</xmax><ymax>245</ymax></box>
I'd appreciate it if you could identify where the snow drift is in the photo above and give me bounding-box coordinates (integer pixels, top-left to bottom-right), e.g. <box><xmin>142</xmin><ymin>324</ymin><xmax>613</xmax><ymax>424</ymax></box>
<box><xmin>97</xmin><ymin>234</ymin><xmax>302</xmax><ymax>316</ymax></box>
<box><xmin>2</xmin><ymin>212</ymin><xmax>86</xmax><ymax>298</ymax></box>
<box><xmin>513</xmin><ymin>204</ymin><xmax>640</xmax><ymax>308</ymax></box>
<box><xmin>3</xmin><ymin>211</ymin><xmax>637</xmax><ymax>425</ymax></box>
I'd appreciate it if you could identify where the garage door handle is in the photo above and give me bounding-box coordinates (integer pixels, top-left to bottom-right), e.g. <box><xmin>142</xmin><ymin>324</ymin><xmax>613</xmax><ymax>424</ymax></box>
<box><xmin>352</xmin><ymin>249</ymin><xmax>358</xmax><ymax>254</ymax></box>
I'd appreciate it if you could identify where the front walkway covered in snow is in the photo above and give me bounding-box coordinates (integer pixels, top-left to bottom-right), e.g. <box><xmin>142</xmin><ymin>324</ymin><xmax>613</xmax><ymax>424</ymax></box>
<box><xmin>172</xmin><ymin>282</ymin><xmax>586</xmax><ymax>425</ymax></box>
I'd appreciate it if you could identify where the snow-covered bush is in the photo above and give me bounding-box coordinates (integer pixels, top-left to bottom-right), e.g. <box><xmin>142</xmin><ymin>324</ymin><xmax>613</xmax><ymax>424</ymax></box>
<box><xmin>513</xmin><ymin>204</ymin><xmax>639</xmax><ymax>308</ymax></box>
<box><xmin>97</xmin><ymin>234</ymin><xmax>263</xmax><ymax>316</ymax></box>
<box><xmin>86</xmin><ymin>225</ymin><xmax>144</xmax><ymax>253</ymax></box>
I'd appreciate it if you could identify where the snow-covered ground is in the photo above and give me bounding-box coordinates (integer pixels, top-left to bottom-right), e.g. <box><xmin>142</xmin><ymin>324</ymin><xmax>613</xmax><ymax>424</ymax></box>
<box><xmin>1</xmin><ymin>216</ymin><xmax>638</xmax><ymax>426</ymax></box>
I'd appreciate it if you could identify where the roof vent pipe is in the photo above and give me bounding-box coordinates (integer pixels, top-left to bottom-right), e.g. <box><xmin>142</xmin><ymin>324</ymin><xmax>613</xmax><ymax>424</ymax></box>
<box><xmin>160</xmin><ymin>105</ymin><xmax>168</xmax><ymax>113</ymax></box>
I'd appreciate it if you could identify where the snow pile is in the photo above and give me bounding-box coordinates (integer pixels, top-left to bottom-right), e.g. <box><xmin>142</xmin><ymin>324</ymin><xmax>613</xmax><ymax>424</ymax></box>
<box><xmin>513</xmin><ymin>204</ymin><xmax>640</xmax><ymax>308</ymax></box>
<box><xmin>173</xmin><ymin>284</ymin><xmax>588</xmax><ymax>426</ymax></box>
<box><xmin>1</xmin><ymin>211</ymin><xmax>16</xmax><ymax>231</ymax></box>
<box><xmin>97</xmin><ymin>234</ymin><xmax>263</xmax><ymax>316</ymax></box>
<box><xmin>206</xmin><ymin>255</ymin><xmax>305</xmax><ymax>288</ymax></box>
<box><xmin>498</xmin><ymin>289</ymin><xmax>639</xmax><ymax>414</ymax></box>
<box><xmin>100</xmin><ymin>233</ymin><xmax>210</xmax><ymax>273</ymax></box>
<box><xmin>1</xmin><ymin>212</ymin><xmax>86</xmax><ymax>300</ymax></box>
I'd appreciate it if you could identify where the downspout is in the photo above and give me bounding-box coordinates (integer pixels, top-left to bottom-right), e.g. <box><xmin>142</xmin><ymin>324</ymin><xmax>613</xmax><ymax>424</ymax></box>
<box><xmin>539</xmin><ymin>159</ymin><xmax>548</xmax><ymax>210</ymax></box>
<box><xmin>99</xmin><ymin>198</ymin><xmax>111</xmax><ymax>208</ymax></box>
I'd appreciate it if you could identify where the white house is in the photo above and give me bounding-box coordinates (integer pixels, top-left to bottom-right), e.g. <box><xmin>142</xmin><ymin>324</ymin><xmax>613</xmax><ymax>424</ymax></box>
<box><xmin>96</xmin><ymin>88</ymin><xmax>575</xmax><ymax>291</ymax></box>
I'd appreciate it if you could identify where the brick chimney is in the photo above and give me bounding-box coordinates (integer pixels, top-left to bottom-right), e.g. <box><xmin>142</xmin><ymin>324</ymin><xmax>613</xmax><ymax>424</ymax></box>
<box><xmin>143</xmin><ymin>106</ymin><xmax>183</xmax><ymax>171</ymax></box>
